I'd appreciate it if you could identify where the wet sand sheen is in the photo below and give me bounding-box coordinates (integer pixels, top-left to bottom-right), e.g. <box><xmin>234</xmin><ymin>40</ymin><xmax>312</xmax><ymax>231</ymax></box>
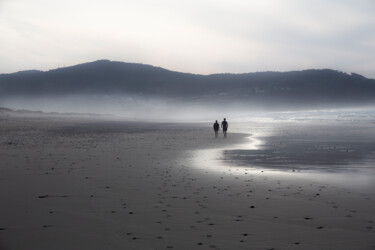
<box><xmin>0</xmin><ymin>116</ymin><xmax>374</xmax><ymax>250</ymax></box>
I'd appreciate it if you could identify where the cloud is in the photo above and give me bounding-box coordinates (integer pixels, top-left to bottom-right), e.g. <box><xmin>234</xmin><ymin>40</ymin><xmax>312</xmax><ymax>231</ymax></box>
<box><xmin>0</xmin><ymin>0</ymin><xmax>374</xmax><ymax>78</ymax></box>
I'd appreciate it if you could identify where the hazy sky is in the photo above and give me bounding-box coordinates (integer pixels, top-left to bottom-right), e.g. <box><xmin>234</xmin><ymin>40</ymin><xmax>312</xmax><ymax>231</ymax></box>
<box><xmin>1</xmin><ymin>0</ymin><xmax>375</xmax><ymax>77</ymax></box>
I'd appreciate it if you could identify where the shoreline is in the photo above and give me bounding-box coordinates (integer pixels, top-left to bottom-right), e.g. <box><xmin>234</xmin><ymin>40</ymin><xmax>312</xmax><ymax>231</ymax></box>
<box><xmin>1</xmin><ymin>116</ymin><xmax>374</xmax><ymax>249</ymax></box>
<box><xmin>200</xmin><ymin>121</ymin><xmax>375</xmax><ymax>191</ymax></box>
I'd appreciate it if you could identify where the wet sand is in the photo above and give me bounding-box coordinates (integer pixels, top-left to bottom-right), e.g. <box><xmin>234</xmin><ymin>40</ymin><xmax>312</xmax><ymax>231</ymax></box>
<box><xmin>0</xmin><ymin>115</ymin><xmax>374</xmax><ymax>250</ymax></box>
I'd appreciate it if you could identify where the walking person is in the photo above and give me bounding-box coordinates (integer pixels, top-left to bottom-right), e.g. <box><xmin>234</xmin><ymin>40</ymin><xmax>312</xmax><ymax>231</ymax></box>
<box><xmin>213</xmin><ymin>120</ymin><xmax>220</xmax><ymax>137</ymax></box>
<box><xmin>221</xmin><ymin>118</ymin><xmax>228</xmax><ymax>137</ymax></box>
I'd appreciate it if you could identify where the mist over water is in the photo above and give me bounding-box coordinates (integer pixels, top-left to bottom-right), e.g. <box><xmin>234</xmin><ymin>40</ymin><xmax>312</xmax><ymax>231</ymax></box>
<box><xmin>2</xmin><ymin>61</ymin><xmax>375</xmax><ymax>122</ymax></box>
<box><xmin>3</xmin><ymin>92</ymin><xmax>375</xmax><ymax>122</ymax></box>
<box><xmin>0</xmin><ymin>94</ymin><xmax>274</xmax><ymax>121</ymax></box>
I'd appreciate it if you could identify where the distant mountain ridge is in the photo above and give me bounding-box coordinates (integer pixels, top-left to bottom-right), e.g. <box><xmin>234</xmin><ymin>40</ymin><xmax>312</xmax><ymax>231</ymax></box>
<box><xmin>1</xmin><ymin>60</ymin><xmax>375</xmax><ymax>112</ymax></box>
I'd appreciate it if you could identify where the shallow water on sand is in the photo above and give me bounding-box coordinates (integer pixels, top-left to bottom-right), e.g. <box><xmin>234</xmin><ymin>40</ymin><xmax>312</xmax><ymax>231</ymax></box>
<box><xmin>194</xmin><ymin>110</ymin><xmax>375</xmax><ymax>190</ymax></box>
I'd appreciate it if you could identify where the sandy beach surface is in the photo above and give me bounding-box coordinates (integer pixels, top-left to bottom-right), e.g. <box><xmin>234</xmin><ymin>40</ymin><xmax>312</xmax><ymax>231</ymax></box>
<box><xmin>1</xmin><ymin>114</ymin><xmax>375</xmax><ymax>250</ymax></box>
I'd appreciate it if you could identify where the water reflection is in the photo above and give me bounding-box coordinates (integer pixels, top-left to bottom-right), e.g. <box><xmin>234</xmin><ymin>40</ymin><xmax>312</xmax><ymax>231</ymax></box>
<box><xmin>193</xmin><ymin>119</ymin><xmax>375</xmax><ymax>189</ymax></box>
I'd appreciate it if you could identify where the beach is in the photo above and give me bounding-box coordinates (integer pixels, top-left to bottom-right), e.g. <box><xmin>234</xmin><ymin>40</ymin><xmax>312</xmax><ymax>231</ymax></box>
<box><xmin>0</xmin><ymin>114</ymin><xmax>374</xmax><ymax>250</ymax></box>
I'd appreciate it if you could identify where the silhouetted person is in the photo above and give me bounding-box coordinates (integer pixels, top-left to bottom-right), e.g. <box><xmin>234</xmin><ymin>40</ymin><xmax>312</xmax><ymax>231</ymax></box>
<box><xmin>221</xmin><ymin>118</ymin><xmax>228</xmax><ymax>137</ymax></box>
<box><xmin>213</xmin><ymin>120</ymin><xmax>220</xmax><ymax>137</ymax></box>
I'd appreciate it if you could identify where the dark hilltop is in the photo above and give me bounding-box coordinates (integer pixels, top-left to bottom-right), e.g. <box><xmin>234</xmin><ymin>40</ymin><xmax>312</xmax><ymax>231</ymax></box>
<box><xmin>1</xmin><ymin>60</ymin><xmax>375</xmax><ymax>116</ymax></box>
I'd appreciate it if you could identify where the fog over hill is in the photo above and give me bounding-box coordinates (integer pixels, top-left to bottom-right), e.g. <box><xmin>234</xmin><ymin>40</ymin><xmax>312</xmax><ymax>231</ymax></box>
<box><xmin>1</xmin><ymin>60</ymin><xmax>375</xmax><ymax>119</ymax></box>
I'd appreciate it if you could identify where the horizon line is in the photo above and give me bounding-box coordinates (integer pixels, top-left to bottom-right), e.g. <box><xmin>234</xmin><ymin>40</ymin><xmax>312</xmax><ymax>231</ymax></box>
<box><xmin>0</xmin><ymin>59</ymin><xmax>369</xmax><ymax>79</ymax></box>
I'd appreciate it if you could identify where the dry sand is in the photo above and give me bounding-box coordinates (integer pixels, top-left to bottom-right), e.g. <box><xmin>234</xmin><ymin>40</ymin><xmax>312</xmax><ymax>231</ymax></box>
<box><xmin>0</xmin><ymin>115</ymin><xmax>374</xmax><ymax>250</ymax></box>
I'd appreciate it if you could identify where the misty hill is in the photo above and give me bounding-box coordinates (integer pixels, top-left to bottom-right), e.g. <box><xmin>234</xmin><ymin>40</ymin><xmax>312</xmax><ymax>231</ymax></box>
<box><xmin>1</xmin><ymin>60</ymin><xmax>375</xmax><ymax>115</ymax></box>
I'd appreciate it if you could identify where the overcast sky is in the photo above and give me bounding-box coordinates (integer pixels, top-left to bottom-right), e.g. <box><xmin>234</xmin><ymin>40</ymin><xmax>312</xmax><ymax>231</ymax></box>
<box><xmin>1</xmin><ymin>0</ymin><xmax>375</xmax><ymax>77</ymax></box>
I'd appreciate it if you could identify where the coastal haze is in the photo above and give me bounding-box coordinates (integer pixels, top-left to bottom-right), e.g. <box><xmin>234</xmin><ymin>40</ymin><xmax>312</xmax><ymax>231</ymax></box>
<box><xmin>1</xmin><ymin>61</ymin><xmax>375</xmax><ymax>250</ymax></box>
<box><xmin>1</xmin><ymin>60</ymin><xmax>375</xmax><ymax>120</ymax></box>
<box><xmin>1</xmin><ymin>1</ymin><xmax>375</xmax><ymax>250</ymax></box>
